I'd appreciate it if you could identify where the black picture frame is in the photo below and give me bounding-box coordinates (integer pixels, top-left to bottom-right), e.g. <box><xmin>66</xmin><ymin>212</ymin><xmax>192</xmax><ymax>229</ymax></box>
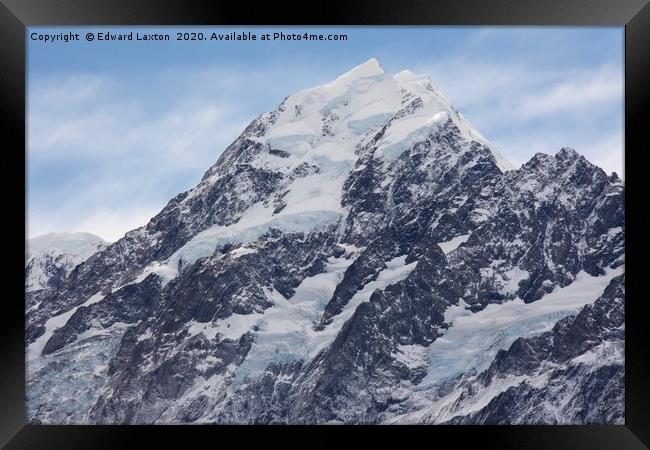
<box><xmin>1</xmin><ymin>0</ymin><xmax>648</xmax><ymax>448</ymax></box>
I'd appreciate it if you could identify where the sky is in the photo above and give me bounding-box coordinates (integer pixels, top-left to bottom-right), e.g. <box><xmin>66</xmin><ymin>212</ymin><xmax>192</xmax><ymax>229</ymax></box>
<box><xmin>27</xmin><ymin>26</ymin><xmax>624</xmax><ymax>242</ymax></box>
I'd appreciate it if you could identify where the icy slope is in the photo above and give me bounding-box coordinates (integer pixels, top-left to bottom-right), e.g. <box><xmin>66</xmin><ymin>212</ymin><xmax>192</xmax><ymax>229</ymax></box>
<box><xmin>385</xmin><ymin>273</ymin><xmax>625</xmax><ymax>424</ymax></box>
<box><xmin>26</xmin><ymin>232</ymin><xmax>108</xmax><ymax>291</ymax></box>
<box><xmin>418</xmin><ymin>266</ymin><xmax>624</xmax><ymax>390</ymax></box>
<box><xmin>25</xmin><ymin>58</ymin><xmax>623</xmax><ymax>425</ymax></box>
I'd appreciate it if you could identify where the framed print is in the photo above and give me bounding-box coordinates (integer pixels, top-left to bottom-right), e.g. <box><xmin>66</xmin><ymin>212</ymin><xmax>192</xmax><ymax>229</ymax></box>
<box><xmin>1</xmin><ymin>0</ymin><xmax>648</xmax><ymax>447</ymax></box>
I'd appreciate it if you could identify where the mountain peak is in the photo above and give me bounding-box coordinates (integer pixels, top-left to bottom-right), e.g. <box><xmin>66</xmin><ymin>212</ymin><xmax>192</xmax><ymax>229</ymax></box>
<box><xmin>520</xmin><ymin>147</ymin><xmax>610</xmax><ymax>186</ymax></box>
<box><xmin>216</xmin><ymin>58</ymin><xmax>514</xmax><ymax>184</ymax></box>
<box><xmin>336</xmin><ymin>57</ymin><xmax>385</xmax><ymax>81</ymax></box>
<box><xmin>556</xmin><ymin>147</ymin><xmax>581</xmax><ymax>160</ymax></box>
<box><xmin>26</xmin><ymin>56</ymin><xmax>625</xmax><ymax>425</ymax></box>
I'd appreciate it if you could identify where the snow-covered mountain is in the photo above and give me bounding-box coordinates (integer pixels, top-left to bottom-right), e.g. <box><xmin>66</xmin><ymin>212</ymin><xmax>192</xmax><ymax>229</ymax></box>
<box><xmin>26</xmin><ymin>232</ymin><xmax>108</xmax><ymax>292</ymax></box>
<box><xmin>25</xmin><ymin>59</ymin><xmax>624</xmax><ymax>424</ymax></box>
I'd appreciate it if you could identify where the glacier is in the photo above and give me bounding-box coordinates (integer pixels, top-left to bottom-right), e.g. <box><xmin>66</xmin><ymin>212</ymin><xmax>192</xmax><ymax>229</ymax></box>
<box><xmin>25</xmin><ymin>58</ymin><xmax>624</xmax><ymax>425</ymax></box>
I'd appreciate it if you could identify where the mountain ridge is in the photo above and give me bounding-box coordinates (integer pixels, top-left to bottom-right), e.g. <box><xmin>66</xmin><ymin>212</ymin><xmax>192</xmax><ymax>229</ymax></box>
<box><xmin>26</xmin><ymin>58</ymin><xmax>624</xmax><ymax>425</ymax></box>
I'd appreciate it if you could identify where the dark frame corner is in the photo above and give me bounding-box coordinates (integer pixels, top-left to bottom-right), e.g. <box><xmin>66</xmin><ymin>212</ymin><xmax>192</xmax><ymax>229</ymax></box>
<box><xmin>1</xmin><ymin>0</ymin><xmax>648</xmax><ymax>448</ymax></box>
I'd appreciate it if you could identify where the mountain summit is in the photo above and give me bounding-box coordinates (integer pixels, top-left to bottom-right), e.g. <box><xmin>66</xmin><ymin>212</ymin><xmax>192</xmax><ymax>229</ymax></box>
<box><xmin>26</xmin><ymin>59</ymin><xmax>623</xmax><ymax>424</ymax></box>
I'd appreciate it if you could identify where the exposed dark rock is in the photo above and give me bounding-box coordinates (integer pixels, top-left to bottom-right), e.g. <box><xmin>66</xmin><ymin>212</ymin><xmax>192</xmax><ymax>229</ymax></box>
<box><xmin>26</xmin><ymin>60</ymin><xmax>624</xmax><ymax>425</ymax></box>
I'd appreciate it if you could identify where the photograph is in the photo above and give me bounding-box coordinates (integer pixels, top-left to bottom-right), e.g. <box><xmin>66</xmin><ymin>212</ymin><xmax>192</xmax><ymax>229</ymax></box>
<box><xmin>23</xmin><ymin>25</ymin><xmax>627</xmax><ymax>425</ymax></box>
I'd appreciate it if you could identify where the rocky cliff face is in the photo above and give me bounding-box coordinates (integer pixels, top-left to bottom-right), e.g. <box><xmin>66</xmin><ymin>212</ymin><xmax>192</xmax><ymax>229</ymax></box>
<box><xmin>26</xmin><ymin>58</ymin><xmax>624</xmax><ymax>424</ymax></box>
<box><xmin>446</xmin><ymin>274</ymin><xmax>625</xmax><ymax>425</ymax></box>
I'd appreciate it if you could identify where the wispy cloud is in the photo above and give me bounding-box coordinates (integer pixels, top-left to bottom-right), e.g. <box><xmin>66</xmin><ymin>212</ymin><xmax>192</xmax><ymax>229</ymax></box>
<box><xmin>516</xmin><ymin>67</ymin><xmax>622</xmax><ymax>119</ymax></box>
<box><xmin>28</xmin><ymin>71</ymin><xmax>255</xmax><ymax>241</ymax></box>
<box><xmin>417</xmin><ymin>56</ymin><xmax>623</xmax><ymax>176</ymax></box>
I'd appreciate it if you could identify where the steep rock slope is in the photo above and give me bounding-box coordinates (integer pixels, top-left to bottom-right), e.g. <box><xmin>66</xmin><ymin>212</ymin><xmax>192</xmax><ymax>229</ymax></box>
<box><xmin>26</xmin><ymin>59</ymin><xmax>624</xmax><ymax>424</ymax></box>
